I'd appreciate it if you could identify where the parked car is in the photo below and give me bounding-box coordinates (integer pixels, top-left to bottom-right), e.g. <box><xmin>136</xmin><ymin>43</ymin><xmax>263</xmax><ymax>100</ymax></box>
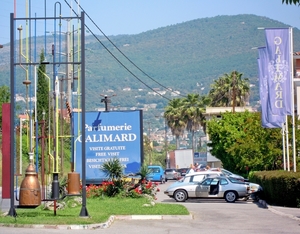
<box><xmin>164</xmin><ymin>175</ymin><xmax>250</xmax><ymax>203</ymax></box>
<box><xmin>165</xmin><ymin>168</ymin><xmax>181</xmax><ymax>180</ymax></box>
<box><xmin>177</xmin><ymin>168</ymin><xmax>189</xmax><ymax>176</ymax></box>
<box><xmin>146</xmin><ymin>165</ymin><xmax>166</xmax><ymax>183</ymax></box>
<box><xmin>209</xmin><ymin>168</ymin><xmax>248</xmax><ymax>182</ymax></box>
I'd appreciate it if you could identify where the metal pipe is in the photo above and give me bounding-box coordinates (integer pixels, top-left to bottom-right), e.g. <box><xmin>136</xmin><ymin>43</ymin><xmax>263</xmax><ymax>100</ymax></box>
<box><xmin>9</xmin><ymin>12</ymin><xmax>17</xmax><ymax>217</ymax></box>
<box><xmin>79</xmin><ymin>11</ymin><xmax>89</xmax><ymax>217</ymax></box>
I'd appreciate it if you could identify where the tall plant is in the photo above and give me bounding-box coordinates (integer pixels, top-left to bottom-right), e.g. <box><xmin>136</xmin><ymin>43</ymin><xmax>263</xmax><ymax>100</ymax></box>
<box><xmin>100</xmin><ymin>157</ymin><xmax>124</xmax><ymax>181</ymax></box>
<box><xmin>164</xmin><ymin>98</ymin><xmax>186</xmax><ymax>149</ymax></box>
<box><xmin>37</xmin><ymin>50</ymin><xmax>50</xmax><ymax>124</ymax></box>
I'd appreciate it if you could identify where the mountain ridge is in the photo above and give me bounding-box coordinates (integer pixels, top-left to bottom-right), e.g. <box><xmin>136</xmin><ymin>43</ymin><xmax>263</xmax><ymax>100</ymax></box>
<box><xmin>0</xmin><ymin>14</ymin><xmax>299</xmax><ymax>118</ymax></box>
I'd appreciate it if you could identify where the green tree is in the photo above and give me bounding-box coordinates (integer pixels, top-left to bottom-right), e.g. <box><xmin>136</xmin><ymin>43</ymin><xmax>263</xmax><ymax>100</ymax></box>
<box><xmin>37</xmin><ymin>50</ymin><xmax>50</xmax><ymax>123</ymax></box>
<box><xmin>282</xmin><ymin>0</ymin><xmax>300</xmax><ymax>5</ymax></box>
<box><xmin>0</xmin><ymin>85</ymin><xmax>10</xmax><ymax>130</ymax></box>
<box><xmin>207</xmin><ymin>111</ymin><xmax>283</xmax><ymax>174</ymax></box>
<box><xmin>209</xmin><ymin>71</ymin><xmax>250</xmax><ymax>112</ymax></box>
<box><xmin>164</xmin><ymin>98</ymin><xmax>186</xmax><ymax>149</ymax></box>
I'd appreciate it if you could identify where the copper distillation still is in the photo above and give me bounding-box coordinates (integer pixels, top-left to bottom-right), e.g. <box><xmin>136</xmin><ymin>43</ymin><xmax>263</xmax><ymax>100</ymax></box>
<box><xmin>19</xmin><ymin>152</ymin><xmax>41</xmax><ymax>207</ymax></box>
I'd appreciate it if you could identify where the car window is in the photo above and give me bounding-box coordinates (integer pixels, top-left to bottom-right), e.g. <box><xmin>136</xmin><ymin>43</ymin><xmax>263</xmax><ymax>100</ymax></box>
<box><xmin>201</xmin><ymin>178</ymin><xmax>214</xmax><ymax>185</ymax></box>
<box><xmin>183</xmin><ymin>176</ymin><xmax>191</xmax><ymax>183</ymax></box>
<box><xmin>192</xmin><ymin>175</ymin><xmax>206</xmax><ymax>182</ymax></box>
<box><xmin>149</xmin><ymin>168</ymin><xmax>160</xmax><ymax>173</ymax></box>
<box><xmin>210</xmin><ymin>178</ymin><xmax>219</xmax><ymax>185</ymax></box>
<box><xmin>228</xmin><ymin>177</ymin><xmax>243</xmax><ymax>183</ymax></box>
<box><xmin>220</xmin><ymin>178</ymin><xmax>229</xmax><ymax>185</ymax></box>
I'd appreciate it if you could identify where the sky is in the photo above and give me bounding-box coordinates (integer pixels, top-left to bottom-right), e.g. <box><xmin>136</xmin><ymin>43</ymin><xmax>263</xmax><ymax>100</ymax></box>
<box><xmin>0</xmin><ymin>0</ymin><xmax>300</xmax><ymax>45</ymax></box>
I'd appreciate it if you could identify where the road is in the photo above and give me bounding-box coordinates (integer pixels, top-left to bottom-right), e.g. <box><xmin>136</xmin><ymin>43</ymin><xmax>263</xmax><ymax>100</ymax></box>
<box><xmin>1</xmin><ymin>180</ymin><xmax>300</xmax><ymax>233</ymax></box>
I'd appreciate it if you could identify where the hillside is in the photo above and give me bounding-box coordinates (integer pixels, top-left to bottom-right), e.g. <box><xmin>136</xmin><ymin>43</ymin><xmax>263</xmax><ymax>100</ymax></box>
<box><xmin>0</xmin><ymin>14</ymin><xmax>300</xmax><ymax>120</ymax></box>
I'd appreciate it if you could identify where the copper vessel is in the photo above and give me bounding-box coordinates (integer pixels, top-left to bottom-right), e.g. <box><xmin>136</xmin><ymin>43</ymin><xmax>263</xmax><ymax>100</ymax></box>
<box><xmin>67</xmin><ymin>172</ymin><xmax>81</xmax><ymax>195</ymax></box>
<box><xmin>19</xmin><ymin>163</ymin><xmax>41</xmax><ymax>206</ymax></box>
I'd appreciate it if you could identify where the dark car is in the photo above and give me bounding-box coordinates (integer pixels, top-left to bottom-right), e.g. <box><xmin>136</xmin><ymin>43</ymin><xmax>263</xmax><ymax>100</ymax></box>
<box><xmin>177</xmin><ymin>168</ymin><xmax>189</xmax><ymax>176</ymax></box>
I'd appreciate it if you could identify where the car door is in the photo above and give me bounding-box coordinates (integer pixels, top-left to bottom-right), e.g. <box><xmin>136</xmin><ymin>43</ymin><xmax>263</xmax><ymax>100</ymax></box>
<box><xmin>185</xmin><ymin>174</ymin><xmax>207</xmax><ymax>198</ymax></box>
<box><xmin>195</xmin><ymin>178</ymin><xmax>213</xmax><ymax>197</ymax></box>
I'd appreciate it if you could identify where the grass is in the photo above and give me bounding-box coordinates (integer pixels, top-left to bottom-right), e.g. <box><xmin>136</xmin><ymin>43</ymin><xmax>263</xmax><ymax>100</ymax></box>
<box><xmin>0</xmin><ymin>196</ymin><xmax>189</xmax><ymax>225</ymax></box>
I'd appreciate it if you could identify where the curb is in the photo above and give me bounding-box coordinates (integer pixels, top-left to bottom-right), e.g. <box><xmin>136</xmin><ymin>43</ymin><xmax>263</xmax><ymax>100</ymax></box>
<box><xmin>0</xmin><ymin>215</ymin><xmax>116</xmax><ymax>230</ymax></box>
<box><xmin>0</xmin><ymin>214</ymin><xmax>193</xmax><ymax>230</ymax></box>
<box><xmin>115</xmin><ymin>214</ymin><xmax>193</xmax><ymax>220</ymax></box>
<box><xmin>258</xmin><ymin>200</ymin><xmax>300</xmax><ymax>221</ymax></box>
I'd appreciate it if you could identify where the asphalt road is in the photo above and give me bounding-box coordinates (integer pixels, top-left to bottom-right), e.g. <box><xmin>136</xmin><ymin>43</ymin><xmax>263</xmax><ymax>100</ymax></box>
<box><xmin>1</xmin><ymin>181</ymin><xmax>300</xmax><ymax>233</ymax></box>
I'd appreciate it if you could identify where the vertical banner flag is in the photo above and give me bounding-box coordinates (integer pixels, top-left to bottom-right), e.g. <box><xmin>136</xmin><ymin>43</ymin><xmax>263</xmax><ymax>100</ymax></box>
<box><xmin>257</xmin><ymin>47</ymin><xmax>284</xmax><ymax>128</ymax></box>
<box><xmin>265</xmin><ymin>28</ymin><xmax>292</xmax><ymax>116</ymax></box>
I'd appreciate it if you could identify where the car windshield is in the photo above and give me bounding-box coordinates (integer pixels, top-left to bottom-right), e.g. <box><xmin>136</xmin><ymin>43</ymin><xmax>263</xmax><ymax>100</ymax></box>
<box><xmin>221</xmin><ymin>169</ymin><xmax>232</xmax><ymax>176</ymax></box>
<box><xmin>165</xmin><ymin>169</ymin><xmax>176</xmax><ymax>173</ymax></box>
<box><xmin>149</xmin><ymin>168</ymin><xmax>160</xmax><ymax>173</ymax></box>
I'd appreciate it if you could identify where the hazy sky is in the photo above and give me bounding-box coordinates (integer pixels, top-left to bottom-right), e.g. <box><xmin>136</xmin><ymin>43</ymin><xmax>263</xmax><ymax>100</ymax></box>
<box><xmin>0</xmin><ymin>0</ymin><xmax>300</xmax><ymax>45</ymax></box>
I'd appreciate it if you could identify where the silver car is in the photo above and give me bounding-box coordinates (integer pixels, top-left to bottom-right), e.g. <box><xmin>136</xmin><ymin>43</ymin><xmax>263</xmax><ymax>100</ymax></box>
<box><xmin>164</xmin><ymin>175</ymin><xmax>250</xmax><ymax>203</ymax></box>
<box><xmin>165</xmin><ymin>168</ymin><xmax>181</xmax><ymax>180</ymax></box>
<box><xmin>209</xmin><ymin>168</ymin><xmax>247</xmax><ymax>181</ymax></box>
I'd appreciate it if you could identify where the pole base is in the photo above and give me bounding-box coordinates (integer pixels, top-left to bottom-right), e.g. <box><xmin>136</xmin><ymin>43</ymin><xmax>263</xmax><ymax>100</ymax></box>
<box><xmin>8</xmin><ymin>207</ymin><xmax>17</xmax><ymax>217</ymax></box>
<box><xmin>79</xmin><ymin>206</ymin><xmax>89</xmax><ymax>217</ymax></box>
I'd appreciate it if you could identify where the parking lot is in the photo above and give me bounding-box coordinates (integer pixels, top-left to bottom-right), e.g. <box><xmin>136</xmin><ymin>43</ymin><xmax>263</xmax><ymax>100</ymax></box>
<box><xmin>1</xmin><ymin>181</ymin><xmax>300</xmax><ymax>233</ymax></box>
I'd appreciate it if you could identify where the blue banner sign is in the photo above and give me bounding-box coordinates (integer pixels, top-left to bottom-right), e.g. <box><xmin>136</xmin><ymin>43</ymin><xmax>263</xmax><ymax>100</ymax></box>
<box><xmin>73</xmin><ymin>110</ymin><xmax>143</xmax><ymax>183</ymax></box>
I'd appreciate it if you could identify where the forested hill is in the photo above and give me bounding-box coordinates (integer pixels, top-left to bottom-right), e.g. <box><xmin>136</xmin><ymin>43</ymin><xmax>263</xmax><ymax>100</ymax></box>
<box><xmin>0</xmin><ymin>14</ymin><xmax>299</xmax><ymax>115</ymax></box>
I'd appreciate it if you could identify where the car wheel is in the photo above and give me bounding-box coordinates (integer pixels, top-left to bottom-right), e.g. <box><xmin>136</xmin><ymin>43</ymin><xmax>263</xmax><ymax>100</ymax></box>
<box><xmin>225</xmin><ymin>191</ymin><xmax>237</xmax><ymax>203</ymax></box>
<box><xmin>174</xmin><ymin>189</ymin><xmax>187</xmax><ymax>202</ymax></box>
<box><xmin>160</xmin><ymin>176</ymin><xmax>164</xmax><ymax>184</ymax></box>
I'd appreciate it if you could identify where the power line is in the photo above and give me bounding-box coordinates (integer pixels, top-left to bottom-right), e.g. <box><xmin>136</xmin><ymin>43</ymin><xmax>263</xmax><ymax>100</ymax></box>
<box><xmin>72</xmin><ymin>0</ymin><xmax>187</xmax><ymax>98</ymax></box>
<box><xmin>64</xmin><ymin>0</ymin><xmax>187</xmax><ymax>100</ymax></box>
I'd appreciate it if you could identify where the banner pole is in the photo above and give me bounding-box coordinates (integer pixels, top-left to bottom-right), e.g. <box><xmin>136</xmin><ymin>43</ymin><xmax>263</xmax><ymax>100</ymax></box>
<box><xmin>282</xmin><ymin>123</ymin><xmax>286</xmax><ymax>171</ymax></box>
<box><xmin>290</xmin><ymin>27</ymin><xmax>297</xmax><ymax>172</ymax></box>
<box><xmin>286</xmin><ymin>115</ymin><xmax>290</xmax><ymax>171</ymax></box>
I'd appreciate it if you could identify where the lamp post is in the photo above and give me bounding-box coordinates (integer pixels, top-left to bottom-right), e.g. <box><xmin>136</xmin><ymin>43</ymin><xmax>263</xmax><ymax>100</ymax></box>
<box><xmin>100</xmin><ymin>94</ymin><xmax>116</xmax><ymax>111</ymax></box>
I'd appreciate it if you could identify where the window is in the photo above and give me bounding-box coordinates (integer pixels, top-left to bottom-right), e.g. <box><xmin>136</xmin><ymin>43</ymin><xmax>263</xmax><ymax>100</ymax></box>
<box><xmin>201</xmin><ymin>178</ymin><xmax>213</xmax><ymax>185</ymax></box>
<box><xmin>149</xmin><ymin>168</ymin><xmax>160</xmax><ymax>173</ymax></box>
<box><xmin>220</xmin><ymin>178</ymin><xmax>229</xmax><ymax>185</ymax></box>
<box><xmin>192</xmin><ymin>175</ymin><xmax>206</xmax><ymax>182</ymax></box>
<box><xmin>210</xmin><ymin>178</ymin><xmax>219</xmax><ymax>185</ymax></box>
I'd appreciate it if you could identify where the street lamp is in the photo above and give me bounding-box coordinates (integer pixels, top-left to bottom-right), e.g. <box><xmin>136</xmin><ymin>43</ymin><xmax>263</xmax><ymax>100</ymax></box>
<box><xmin>100</xmin><ymin>94</ymin><xmax>116</xmax><ymax>111</ymax></box>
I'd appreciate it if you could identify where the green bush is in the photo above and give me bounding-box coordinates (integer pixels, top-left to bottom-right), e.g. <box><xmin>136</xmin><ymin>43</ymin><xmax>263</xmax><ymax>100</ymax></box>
<box><xmin>249</xmin><ymin>170</ymin><xmax>300</xmax><ymax>207</ymax></box>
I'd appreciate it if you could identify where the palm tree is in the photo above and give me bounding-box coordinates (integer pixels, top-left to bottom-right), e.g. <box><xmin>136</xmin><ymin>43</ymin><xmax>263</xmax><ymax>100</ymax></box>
<box><xmin>209</xmin><ymin>71</ymin><xmax>250</xmax><ymax>112</ymax></box>
<box><xmin>209</xmin><ymin>76</ymin><xmax>231</xmax><ymax>107</ymax></box>
<box><xmin>182</xmin><ymin>94</ymin><xmax>207</xmax><ymax>151</ymax></box>
<box><xmin>164</xmin><ymin>98</ymin><xmax>186</xmax><ymax>149</ymax></box>
<box><xmin>282</xmin><ymin>0</ymin><xmax>300</xmax><ymax>5</ymax></box>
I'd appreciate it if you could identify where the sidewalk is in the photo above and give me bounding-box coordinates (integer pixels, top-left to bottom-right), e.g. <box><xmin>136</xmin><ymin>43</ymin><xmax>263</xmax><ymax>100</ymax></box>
<box><xmin>258</xmin><ymin>199</ymin><xmax>300</xmax><ymax>221</ymax></box>
<box><xmin>1</xmin><ymin>188</ymin><xmax>300</xmax><ymax>230</ymax></box>
<box><xmin>0</xmin><ymin>187</ymin><xmax>19</xmax><ymax>213</ymax></box>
